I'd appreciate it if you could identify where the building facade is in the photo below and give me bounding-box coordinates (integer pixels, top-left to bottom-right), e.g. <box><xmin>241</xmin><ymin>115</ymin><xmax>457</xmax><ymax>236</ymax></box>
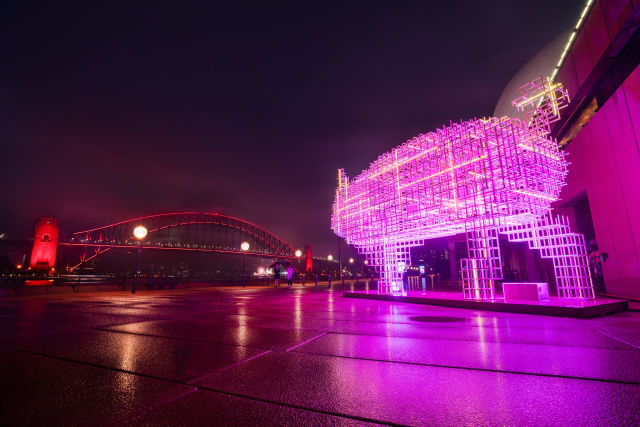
<box><xmin>553</xmin><ymin>0</ymin><xmax>640</xmax><ymax>298</ymax></box>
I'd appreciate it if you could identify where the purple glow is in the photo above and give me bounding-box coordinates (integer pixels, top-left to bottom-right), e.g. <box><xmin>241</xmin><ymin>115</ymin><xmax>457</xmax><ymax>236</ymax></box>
<box><xmin>331</xmin><ymin>77</ymin><xmax>593</xmax><ymax>299</ymax></box>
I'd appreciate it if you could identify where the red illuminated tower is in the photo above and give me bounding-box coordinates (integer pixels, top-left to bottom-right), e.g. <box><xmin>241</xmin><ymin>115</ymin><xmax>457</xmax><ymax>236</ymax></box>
<box><xmin>30</xmin><ymin>217</ymin><xmax>59</xmax><ymax>270</ymax></box>
<box><xmin>305</xmin><ymin>245</ymin><xmax>313</xmax><ymax>273</ymax></box>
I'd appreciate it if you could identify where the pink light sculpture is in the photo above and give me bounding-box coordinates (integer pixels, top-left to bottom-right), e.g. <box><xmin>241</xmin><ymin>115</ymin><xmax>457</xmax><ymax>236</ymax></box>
<box><xmin>331</xmin><ymin>76</ymin><xmax>594</xmax><ymax>299</ymax></box>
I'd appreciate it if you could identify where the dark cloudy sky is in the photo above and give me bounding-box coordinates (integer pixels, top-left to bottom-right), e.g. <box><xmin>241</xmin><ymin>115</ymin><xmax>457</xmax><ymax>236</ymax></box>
<box><xmin>1</xmin><ymin>1</ymin><xmax>583</xmax><ymax>256</ymax></box>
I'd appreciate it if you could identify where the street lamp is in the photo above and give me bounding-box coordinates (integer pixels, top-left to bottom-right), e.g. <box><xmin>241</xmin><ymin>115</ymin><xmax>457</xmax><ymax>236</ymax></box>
<box><xmin>133</xmin><ymin>226</ymin><xmax>148</xmax><ymax>240</ymax></box>
<box><xmin>132</xmin><ymin>225</ymin><xmax>147</xmax><ymax>294</ymax></box>
<box><xmin>327</xmin><ymin>254</ymin><xmax>333</xmax><ymax>261</ymax></box>
<box><xmin>295</xmin><ymin>249</ymin><xmax>302</xmax><ymax>258</ymax></box>
<box><xmin>241</xmin><ymin>241</ymin><xmax>249</xmax><ymax>287</ymax></box>
<box><xmin>337</xmin><ymin>236</ymin><xmax>342</xmax><ymax>282</ymax></box>
<box><xmin>349</xmin><ymin>258</ymin><xmax>354</xmax><ymax>264</ymax></box>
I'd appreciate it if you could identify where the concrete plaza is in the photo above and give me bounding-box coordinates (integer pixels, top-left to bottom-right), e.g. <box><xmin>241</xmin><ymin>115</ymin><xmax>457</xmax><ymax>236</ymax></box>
<box><xmin>1</xmin><ymin>285</ymin><xmax>640</xmax><ymax>425</ymax></box>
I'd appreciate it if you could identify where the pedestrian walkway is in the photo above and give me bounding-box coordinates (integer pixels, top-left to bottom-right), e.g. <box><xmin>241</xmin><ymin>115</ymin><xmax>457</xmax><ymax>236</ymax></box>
<box><xmin>1</xmin><ymin>285</ymin><xmax>639</xmax><ymax>425</ymax></box>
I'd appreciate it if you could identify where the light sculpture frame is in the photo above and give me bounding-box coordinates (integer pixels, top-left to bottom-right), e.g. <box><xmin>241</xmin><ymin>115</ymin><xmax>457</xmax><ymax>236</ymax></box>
<box><xmin>331</xmin><ymin>76</ymin><xmax>594</xmax><ymax>300</ymax></box>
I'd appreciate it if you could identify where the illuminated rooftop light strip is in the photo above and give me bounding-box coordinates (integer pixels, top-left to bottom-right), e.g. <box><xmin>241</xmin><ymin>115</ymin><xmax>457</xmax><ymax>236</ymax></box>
<box><xmin>550</xmin><ymin>0</ymin><xmax>595</xmax><ymax>82</ymax></box>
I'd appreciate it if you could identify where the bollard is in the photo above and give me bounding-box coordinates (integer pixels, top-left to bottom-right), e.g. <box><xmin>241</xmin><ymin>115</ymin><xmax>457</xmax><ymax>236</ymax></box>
<box><xmin>341</xmin><ymin>273</ymin><xmax>345</xmax><ymax>290</ymax></box>
<box><xmin>328</xmin><ymin>274</ymin><xmax>331</xmax><ymax>289</ymax></box>
<box><xmin>302</xmin><ymin>273</ymin><xmax>306</xmax><ymax>287</ymax></box>
<box><xmin>315</xmin><ymin>274</ymin><xmax>318</xmax><ymax>288</ymax></box>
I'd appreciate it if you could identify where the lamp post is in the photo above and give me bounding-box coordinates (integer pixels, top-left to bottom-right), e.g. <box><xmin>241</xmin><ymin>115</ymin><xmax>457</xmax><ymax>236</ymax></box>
<box><xmin>132</xmin><ymin>225</ymin><xmax>147</xmax><ymax>294</ymax></box>
<box><xmin>327</xmin><ymin>254</ymin><xmax>334</xmax><ymax>288</ymax></box>
<box><xmin>241</xmin><ymin>241</ymin><xmax>250</xmax><ymax>287</ymax></box>
<box><xmin>295</xmin><ymin>249</ymin><xmax>302</xmax><ymax>270</ymax></box>
<box><xmin>295</xmin><ymin>249</ymin><xmax>302</xmax><ymax>284</ymax></box>
<box><xmin>338</xmin><ymin>236</ymin><xmax>342</xmax><ymax>281</ymax></box>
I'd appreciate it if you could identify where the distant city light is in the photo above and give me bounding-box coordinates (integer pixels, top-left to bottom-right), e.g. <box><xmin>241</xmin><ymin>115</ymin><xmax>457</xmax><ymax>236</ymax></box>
<box><xmin>133</xmin><ymin>225</ymin><xmax>148</xmax><ymax>239</ymax></box>
<box><xmin>241</xmin><ymin>241</ymin><xmax>250</xmax><ymax>251</ymax></box>
<box><xmin>257</xmin><ymin>267</ymin><xmax>265</xmax><ymax>275</ymax></box>
<box><xmin>295</xmin><ymin>249</ymin><xmax>302</xmax><ymax>257</ymax></box>
<box><xmin>327</xmin><ymin>254</ymin><xmax>333</xmax><ymax>261</ymax></box>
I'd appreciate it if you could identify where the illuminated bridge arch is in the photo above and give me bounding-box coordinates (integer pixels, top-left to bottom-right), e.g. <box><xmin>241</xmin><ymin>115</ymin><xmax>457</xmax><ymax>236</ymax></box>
<box><xmin>61</xmin><ymin>212</ymin><xmax>296</xmax><ymax>271</ymax></box>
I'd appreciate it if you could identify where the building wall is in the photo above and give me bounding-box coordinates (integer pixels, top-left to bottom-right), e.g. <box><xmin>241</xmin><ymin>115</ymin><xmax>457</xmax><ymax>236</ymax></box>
<box><xmin>556</xmin><ymin>0</ymin><xmax>640</xmax><ymax>298</ymax></box>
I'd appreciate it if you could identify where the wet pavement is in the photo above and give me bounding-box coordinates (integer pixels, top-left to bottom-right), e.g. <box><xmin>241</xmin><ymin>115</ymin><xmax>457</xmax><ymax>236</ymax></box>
<box><xmin>1</xmin><ymin>285</ymin><xmax>639</xmax><ymax>426</ymax></box>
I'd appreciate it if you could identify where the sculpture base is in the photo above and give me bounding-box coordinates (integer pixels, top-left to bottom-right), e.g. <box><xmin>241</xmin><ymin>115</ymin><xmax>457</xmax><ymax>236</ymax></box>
<box><xmin>343</xmin><ymin>290</ymin><xmax>627</xmax><ymax>318</ymax></box>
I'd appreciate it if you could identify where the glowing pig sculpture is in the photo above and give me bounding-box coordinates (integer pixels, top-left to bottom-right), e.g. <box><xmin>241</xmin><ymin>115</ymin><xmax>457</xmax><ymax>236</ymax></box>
<box><xmin>331</xmin><ymin>76</ymin><xmax>594</xmax><ymax>299</ymax></box>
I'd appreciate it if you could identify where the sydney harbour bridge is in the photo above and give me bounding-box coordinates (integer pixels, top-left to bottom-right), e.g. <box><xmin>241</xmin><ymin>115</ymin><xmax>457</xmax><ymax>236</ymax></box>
<box><xmin>30</xmin><ymin>212</ymin><xmax>301</xmax><ymax>273</ymax></box>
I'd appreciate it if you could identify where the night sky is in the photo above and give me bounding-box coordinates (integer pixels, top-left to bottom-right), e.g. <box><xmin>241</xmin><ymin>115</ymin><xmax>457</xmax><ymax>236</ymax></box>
<box><xmin>1</xmin><ymin>1</ymin><xmax>583</xmax><ymax>256</ymax></box>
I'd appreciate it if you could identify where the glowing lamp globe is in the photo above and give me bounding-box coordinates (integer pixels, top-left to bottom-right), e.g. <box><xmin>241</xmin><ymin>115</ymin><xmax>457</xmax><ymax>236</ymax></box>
<box><xmin>133</xmin><ymin>226</ymin><xmax>148</xmax><ymax>240</ymax></box>
<box><xmin>327</xmin><ymin>255</ymin><xmax>333</xmax><ymax>261</ymax></box>
<box><xmin>241</xmin><ymin>241</ymin><xmax>250</xmax><ymax>251</ymax></box>
<box><xmin>349</xmin><ymin>258</ymin><xmax>354</xmax><ymax>264</ymax></box>
<box><xmin>295</xmin><ymin>249</ymin><xmax>302</xmax><ymax>257</ymax></box>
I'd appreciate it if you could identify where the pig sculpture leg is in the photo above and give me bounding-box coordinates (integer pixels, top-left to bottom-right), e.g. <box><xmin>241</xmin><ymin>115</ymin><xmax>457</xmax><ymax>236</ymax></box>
<box><xmin>377</xmin><ymin>240</ymin><xmax>411</xmax><ymax>295</ymax></box>
<box><xmin>501</xmin><ymin>214</ymin><xmax>594</xmax><ymax>299</ymax></box>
